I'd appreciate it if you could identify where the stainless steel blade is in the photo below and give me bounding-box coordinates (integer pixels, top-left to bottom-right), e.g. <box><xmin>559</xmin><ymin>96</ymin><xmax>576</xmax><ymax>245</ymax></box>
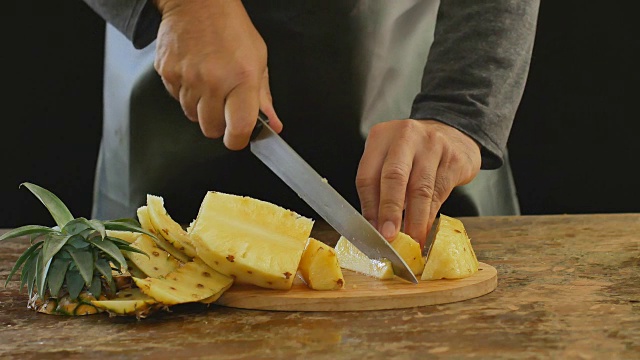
<box><xmin>422</xmin><ymin>216</ymin><xmax>440</xmax><ymax>260</ymax></box>
<box><xmin>250</xmin><ymin>117</ymin><xmax>418</xmax><ymax>284</ymax></box>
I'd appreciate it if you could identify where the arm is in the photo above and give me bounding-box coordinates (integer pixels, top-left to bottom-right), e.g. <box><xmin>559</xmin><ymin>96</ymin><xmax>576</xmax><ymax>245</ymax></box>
<box><xmin>81</xmin><ymin>0</ymin><xmax>161</xmax><ymax>49</ymax></box>
<box><xmin>356</xmin><ymin>0</ymin><xmax>540</xmax><ymax>247</ymax></box>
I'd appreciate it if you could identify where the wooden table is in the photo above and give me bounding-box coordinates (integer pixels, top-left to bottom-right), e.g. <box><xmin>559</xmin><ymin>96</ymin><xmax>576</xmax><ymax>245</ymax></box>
<box><xmin>1</xmin><ymin>214</ymin><xmax>638</xmax><ymax>359</ymax></box>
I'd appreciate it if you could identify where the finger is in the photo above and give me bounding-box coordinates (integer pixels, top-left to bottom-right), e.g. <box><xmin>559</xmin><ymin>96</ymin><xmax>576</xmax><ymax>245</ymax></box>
<box><xmin>179</xmin><ymin>86</ymin><xmax>200</xmax><ymax>122</ymax></box>
<box><xmin>403</xmin><ymin>148</ymin><xmax>442</xmax><ymax>249</ymax></box>
<box><xmin>223</xmin><ymin>81</ymin><xmax>261</xmax><ymax>150</ymax></box>
<box><xmin>259</xmin><ymin>69</ymin><xmax>283</xmax><ymax>133</ymax></box>
<box><xmin>377</xmin><ymin>139</ymin><xmax>416</xmax><ymax>241</ymax></box>
<box><xmin>160</xmin><ymin>76</ymin><xmax>181</xmax><ymax>101</ymax></box>
<box><xmin>355</xmin><ymin>127</ymin><xmax>391</xmax><ymax>229</ymax></box>
<box><xmin>196</xmin><ymin>91</ymin><xmax>226</xmax><ymax>139</ymax></box>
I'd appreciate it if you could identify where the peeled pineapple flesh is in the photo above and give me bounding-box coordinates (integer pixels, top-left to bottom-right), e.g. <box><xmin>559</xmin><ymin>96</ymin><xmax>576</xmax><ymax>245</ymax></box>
<box><xmin>189</xmin><ymin>191</ymin><xmax>314</xmax><ymax>290</ymax></box>
<box><xmin>389</xmin><ymin>232</ymin><xmax>426</xmax><ymax>275</ymax></box>
<box><xmin>334</xmin><ymin>236</ymin><xmax>394</xmax><ymax>279</ymax></box>
<box><xmin>92</xmin><ymin>288</ymin><xmax>161</xmax><ymax>318</ymax></box>
<box><xmin>421</xmin><ymin>214</ymin><xmax>479</xmax><ymax>280</ymax></box>
<box><xmin>146</xmin><ymin>194</ymin><xmax>197</xmax><ymax>258</ymax></box>
<box><xmin>125</xmin><ymin>234</ymin><xmax>181</xmax><ymax>278</ymax></box>
<box><xmin>137</xmin><ymin>205</ymin><xmax>191</xmax><ymax>263</ymax></box>
<box><xmin>133</xmin><ymin>259</ymin><xmax>233</xmax><ymax>305</ymax></box>
<box><xmin>298</xmin><ymin>238</ymin><xmax>345</xmax><ymax>290</ymax></box>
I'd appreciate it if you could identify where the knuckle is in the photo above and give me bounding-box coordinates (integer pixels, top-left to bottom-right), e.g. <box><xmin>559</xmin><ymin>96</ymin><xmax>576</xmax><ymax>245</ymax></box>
<box><xmin>382</xmin><ymin>162</ymin><xmax>410</xmax><ymax>183</ymax></box>
<box><xmin>380</xmin><ymin>198</ymin><xmax>404</xmax><ymax>214</ymax></box>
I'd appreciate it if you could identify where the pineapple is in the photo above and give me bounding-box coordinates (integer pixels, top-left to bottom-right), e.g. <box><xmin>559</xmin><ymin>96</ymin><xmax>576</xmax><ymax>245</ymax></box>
<box><xmin>389</xmin><ymin>232</ymin><xmax>425</xmax><ymax>275</ymax></box>
<box><xmin>0</xmin><ymin>182</ymin><xmax>153</xmax><ymax>316</ymax></box>
<box><xmin>104</xmin><ymin>230</ymin><xmax>139</xmax><ymax>244</ymax></box>
<box><xmin>92</xmin><ymin>288</ymin><xmax>163</xmax><ymax>319</ymax></box>
<box><xmin>146</xmin><ymin>195</ymin><xmax>197</xmax><ymax>258</ymax></box>
<box><xmin>125</xmin><ymin>234</ymin><xmax>181</xmax><ymax>278</ymax></box>
<box><xmin>133</xmin><ymin>259</ymin><xmax>233</xmax><ymax>305</ymax></box>
<box><xmin>334</xmin><ymin>236</ymin><xmax>394</xmax><ymax>279</ymax></box>
<box><xmin>137</xmin><ymin>205</ymin><xmax>191</xmax><ymax>263</ymax></box>
<box><xmin>298</xmin><ymin>238</ymin><xmax>345</xmax><ymax>290</ymax></box>
<box><xmin>189</xmin><ymin>191</ymin><xmax>314</xmax><ymax>290</ymax></box>
<box><xmin>421</xmin><ymin>214</ymin><xmax>479</xmax><ymax>280</ymax></box>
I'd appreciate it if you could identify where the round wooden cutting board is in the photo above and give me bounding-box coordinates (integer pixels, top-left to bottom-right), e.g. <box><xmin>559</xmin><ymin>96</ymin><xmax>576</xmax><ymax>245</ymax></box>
<box><xmin>216</xmin><ymin>262</ymin><xmax>497</xmax><ymax>311</ymax></box>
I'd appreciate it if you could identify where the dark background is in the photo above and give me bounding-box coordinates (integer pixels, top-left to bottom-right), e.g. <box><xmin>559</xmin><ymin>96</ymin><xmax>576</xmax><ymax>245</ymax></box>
<box><xmin>1</xmin><ymin>2</ymin><xmax>638</xmax><ymax>228</ymax></box>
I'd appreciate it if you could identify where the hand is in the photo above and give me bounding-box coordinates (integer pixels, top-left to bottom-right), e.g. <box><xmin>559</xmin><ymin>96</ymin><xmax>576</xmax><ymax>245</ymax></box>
<box><xmin>153</xmin><ymin>0</ymin><xmax>283</xmax><ymax>149</ymax></box>
<box><xmin>356</xmin><ymin>120</ymin><xmax>481</xmax><ymax>248</ymax></box>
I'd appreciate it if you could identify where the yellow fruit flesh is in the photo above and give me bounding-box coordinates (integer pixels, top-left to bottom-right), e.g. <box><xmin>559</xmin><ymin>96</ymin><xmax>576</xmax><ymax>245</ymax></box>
<box><xmin>137</xmin><ymin>205</ymin><xmax>191</xmax><ymax>263</ymax></box>
<box><xmin>133</xmin><ymin>259</ymin><xmax>233</xmax><ymax>305</ymax></box>
<box><xmin>146</xmin><ymin>194</ymin><xmax>197</xmax><ymax>258</ymax></box>
<box><xmin>92</xmin><ymin>288</ymin><xmax>160</xmax><ymax>318</ymax></box>
<box><xmin>390</xmin><ymin>232</ymin><xmax>425</xmax><ymax>275</ymax></box>
<box><xmin>298</xmin><ymin>238</ymin><xmax>345</xmax><ymax>290</ymax></box>
<box><xmin>421</xmin><ymin>214</ymin><xmax>479</xmax><ymax>280</ymax></box>
<box><xmin>126</xmin><ymin>234</ymin><xmax>181</xmax><ymax>278</ymax></box>
<box><xmin>105</xmin><ymin>230</ymin><xmax>139</xmax><ymax>244</ymax></box>
<box><xmin>189</xmin><ymin>191</ymin><xmax>314</xmax><ymax>290</ymax></box>
<box><xmin>334</xmin><ymin>236</ymin><xmax>394</xmax><ymax>279</ymax></box>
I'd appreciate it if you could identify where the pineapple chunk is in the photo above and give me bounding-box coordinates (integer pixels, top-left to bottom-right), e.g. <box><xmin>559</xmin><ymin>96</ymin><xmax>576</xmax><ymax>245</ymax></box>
<box><xmin>92</xmin><ymin>288</ymin><xmax>161</xmax><ymax>319</ymax></box>
<box><xmin>298</xmin><ymin>238</ymin><xmax>345</xmax><ymax>290</ymax></box>
<box><xmin>125</xmin><ymin>234</ymin><xmax>181</xmax><ymax>278</ymax></box>
<box><xmin>137</xmin><ymin>205</ymin><xmax>191</xmax><ymax>263</ymax></box>
<box><xmin>133</xmin><ymin>259</ymin><xmax>233</xmax><ymax>305</ymax></box>
<box><xmin>390</xmin><ymin>232</ymin><xmax>425</xmax><ymax>275</ymax></box>
<box><xmin>189</xmin><ymin>191</ymin><xmax>314</xmax><ymax>290</ymax></box>
<box><xmin>335</xmin><ymin>236</ymin><xmax>394</xmax><ymax>279</ymax></box>
<box><xmin>146</xmin><ymin>194</ymin><xmax>197</xmax><ymax>258</ymax></box>
<box><xmin>421</xmin><ymin>214</ymin><xmax>479</xmax><ymax>280</ymax></box>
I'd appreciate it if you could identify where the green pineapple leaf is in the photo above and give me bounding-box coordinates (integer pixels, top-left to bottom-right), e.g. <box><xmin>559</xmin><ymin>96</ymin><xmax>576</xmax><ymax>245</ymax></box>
<box><xmin>47</xmin><ymin>258</ymin><xmax>70</xmax><ymax>298</ymax></box>
<box><xmin>103</xmin><ymin>219</ymin><xmax>157</xmax><ymax>240</ymax></box>
<box><xmin>36</xmin><ymin>251</ymin><xmax>51</xmax><ymax>300</ymax></box>
<box><xmin>20</xmin><ymin>251</ymin><xmax>39</xmax><ymax>293</ymax></box>
<box><xmin>88</xmin><ymin>274</ymin><xmax>102</xmax><ymax>298</ymax></box>
<box><xmin>65</xmin><ymin>270</ymin><xmax>84</xmax><ymax>300</ymax></box>
<box><xmin>62</xmin><ymin>218</ymin><xmax>93</xmax><ymax>236</ymax></box>
<box><xmin>94</xmin><ymin>258</ymin><xmax>113</xmax><ymax>284</ymax></box>
<box><xmin>20</xmin><ymin>183</ymin><xmax>74</xmax><ymax>229</ymax></box>
<box><xmin>0</xmin><ymin>225</ymin><xmax>55</xmax><ymax>242</ymax></box>
<box><xmin>68</xmin><ymin>248</ymin><xmax>94</xmax><ymax>286</ymax></box>
<box><xmin>26</xmin><ymin>252</ymin><xmax>38</xmax><ymax>297</ymax></box>
<box><xmin>42</xmin><ymin>233</ymin><xmax>71</xmax><ymax>268</ymax></box>
<box><xmin>87</xmin><ymin>237</ymin><xmax>127</xmax><ymax>271</ymax></box>
<box><xmin>5</xmin><ymin>241</ymin><xmax>43</xmax><ymax>287</ymax></box>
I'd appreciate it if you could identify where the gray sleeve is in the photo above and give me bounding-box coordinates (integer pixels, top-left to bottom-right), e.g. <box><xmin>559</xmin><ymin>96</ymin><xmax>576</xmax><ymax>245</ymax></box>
<box><xmin>82</xmin><ymin>0</ymin><xmax>161</xmax><ymax>49</ymax></box>
<box><xmin>410</xmin><ymin>0</ymin><xmax>540</xmax><ymax>169</ymax></box>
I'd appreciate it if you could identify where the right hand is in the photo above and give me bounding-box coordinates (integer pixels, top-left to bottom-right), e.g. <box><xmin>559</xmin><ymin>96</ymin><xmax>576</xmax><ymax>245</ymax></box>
<box><xmin>153</xmin><ymin>0</ymin><xmax>283</xmax><ymax>150</ymax></box>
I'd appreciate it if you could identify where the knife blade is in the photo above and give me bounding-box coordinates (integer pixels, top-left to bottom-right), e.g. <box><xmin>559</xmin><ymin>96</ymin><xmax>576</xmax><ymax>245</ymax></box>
<box><xmin>250</xmin><ymin>112</ymin><xmax>418</xmax><ymax>284</ymax></box>
<box><xmin>422</xmin><ymin>216</ymin><xmax>440</xmax><ymax>260</ymax></box>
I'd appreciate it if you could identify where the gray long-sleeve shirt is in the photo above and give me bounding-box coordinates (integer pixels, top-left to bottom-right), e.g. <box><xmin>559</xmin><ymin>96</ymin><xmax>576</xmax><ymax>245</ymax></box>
<box><xmin>82</xmin><ymin>0</ymin><xmax>539</xmax><ymax>170</ymax></box>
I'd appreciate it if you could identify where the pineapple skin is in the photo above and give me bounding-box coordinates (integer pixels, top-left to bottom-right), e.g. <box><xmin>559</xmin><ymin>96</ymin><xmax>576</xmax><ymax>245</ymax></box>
<box><xmin>133</xmin><ymin>259</ymin><xmax>233</xmax><ymax>305</ymax></box>
<box><xmin>390</xmin><ymin>232</ymin><xmax>426</xmax><ymax>275</ymax></box>
<box><xmin>29</xmin><ymin>291</ymin><xmax>105</xmax><ymax>316</ymax></box>
<box><xmin>335</xmin><ymin>236</ymin><xmax>394</xmax><ymax>279</ymax></box>
<box><xmin>421</xmin><ymin>214</ymin><xmax>479</xmax><ymax>280</ymax></box>
<box><xmin>298</xmin><ymin>238</ymin><xmax>345</xmax><ymax>290</ymax></box>
<box><xmin>189</xmin><ymin>191</ymin><xmax>314</xmax><ymax>290</ymax></box>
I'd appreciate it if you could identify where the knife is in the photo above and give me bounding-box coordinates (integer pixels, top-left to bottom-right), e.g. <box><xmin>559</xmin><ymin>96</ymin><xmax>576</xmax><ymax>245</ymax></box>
<box><xmin>250</xmin><ymin>112</ymin><xmax>418</xmax><ymax>284</ymax></box>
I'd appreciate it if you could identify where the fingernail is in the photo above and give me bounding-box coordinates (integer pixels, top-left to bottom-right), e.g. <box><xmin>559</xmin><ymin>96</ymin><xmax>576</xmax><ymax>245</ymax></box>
<box><xmin>381</xmin><ymin>221</ymin><xmax>396</xmax><ymax>239</ymax></box>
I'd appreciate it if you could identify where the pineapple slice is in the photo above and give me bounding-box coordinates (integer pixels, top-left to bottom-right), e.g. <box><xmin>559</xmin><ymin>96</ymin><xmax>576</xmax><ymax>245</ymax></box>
<box><xmin>146</xmin><ymin>194</ymin><xmax>197</xmax><ymax>258</ymax></box>
<box><xmin>133</xmin><ymin>259</ymin><xmax>233</xmax><ymax>305</ymax></box>
<box><xmin>125</xmin><ymin>234</ymin><xmax>181</xmax><ymax>278</ymax></box>
<box><xmin>189</xmin><ymin>191</ymin><xmax>314</xmax><ymax>290</ymax></box>
<box><xmin>298</xmin><ymin>238</ymin><xmax>345</xmax><ymax>290</ymax></box>
<box><xmin>389</xmin><ymin>232</ymin><xmax>425</xmax><ymax>275</ymax></box>
<box><xmin>92</xmin><ymin>288</ymin><xmax>162</xmax><ymax>319</ymax></box>
<box><xmin>137</xmin><ymin>205</ymin><xmax>191</xmax><ymax>263</ymax></box>
<box><xmin>334</xmin><ymin>236</ymin><xmax>394</xmax><ymax>279</ymax></box>
<box><xmin>421</xmin><ymin>214</ymin><xmax>479</xmax><ymax>280</ymax></box>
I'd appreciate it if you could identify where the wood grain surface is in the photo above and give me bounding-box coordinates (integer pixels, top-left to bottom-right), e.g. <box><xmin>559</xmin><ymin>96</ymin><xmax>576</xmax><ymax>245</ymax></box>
<box><xmin>216</xmin><ymin>262</ymin><xmax>497</xmax><ymax>311</ymax></box>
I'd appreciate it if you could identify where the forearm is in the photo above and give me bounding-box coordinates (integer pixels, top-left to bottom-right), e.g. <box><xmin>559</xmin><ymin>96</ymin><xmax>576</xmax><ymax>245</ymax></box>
<box><xmin>411</xmin><ymin>0</ymin><xmax>540</xmax><ymax>169</ymax></box>
<box><xmin>81</xmin><ymin>0</ymin><xmax>161</xmax><ymax>49</ymax></box>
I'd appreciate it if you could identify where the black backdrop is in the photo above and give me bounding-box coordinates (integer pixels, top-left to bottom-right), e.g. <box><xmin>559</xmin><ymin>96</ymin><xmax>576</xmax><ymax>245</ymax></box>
<box><xmin>1</xmin><ymin>2</ymin><xmax>638</xmax><ymax>228</ymax></box>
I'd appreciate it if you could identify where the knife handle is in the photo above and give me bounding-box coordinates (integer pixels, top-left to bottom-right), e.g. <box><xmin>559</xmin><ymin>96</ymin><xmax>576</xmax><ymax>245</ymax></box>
<box><xmin>250</xmin><ymin>110</ymin><xmax>270</xmax><ymax>141</ymax></box>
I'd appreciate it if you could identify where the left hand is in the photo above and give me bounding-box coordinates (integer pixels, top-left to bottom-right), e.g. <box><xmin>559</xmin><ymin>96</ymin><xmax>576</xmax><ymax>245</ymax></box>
<box><xmin>356</xmin><ymin>119</ymin><xmax>481</xmax><ymax>249</ymax></box>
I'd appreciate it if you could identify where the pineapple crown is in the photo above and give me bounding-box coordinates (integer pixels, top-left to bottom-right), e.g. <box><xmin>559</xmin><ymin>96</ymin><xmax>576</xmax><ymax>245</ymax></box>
<box><xmin>0</xmin><ymin>182</ymin><xmax>155</xmax><ymax>300</ymax></box>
